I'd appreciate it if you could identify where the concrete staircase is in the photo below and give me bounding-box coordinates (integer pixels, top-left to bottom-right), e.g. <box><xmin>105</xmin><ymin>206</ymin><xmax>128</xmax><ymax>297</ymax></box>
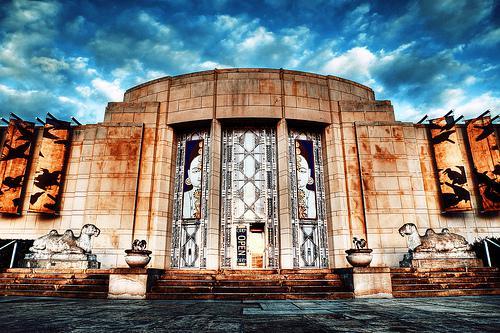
<box><xmin>391</xmin><ymin>267</ymin><xmax>500</xmax><ymax>298</ymax></box>
<box><xmin>148</xmin><ymin>269</ymin><xmax>353</xmax><ymax>300</ymax></box>
<box><xmin>0</xmin><ymin>269</ymin><xmax>110</xmax><ymax>299</ymax></box>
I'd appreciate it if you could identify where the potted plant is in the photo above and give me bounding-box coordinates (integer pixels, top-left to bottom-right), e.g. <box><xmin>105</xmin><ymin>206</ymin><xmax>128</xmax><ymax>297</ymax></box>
<box><xmin>125</xmin><ymin>239</ymin><xmax>152</xmax><ymax>268</ymax></box>
<box><xmin>345</xmin><ymin>237</ymin><xmax>373</xmax><ymax>267</ymax></box>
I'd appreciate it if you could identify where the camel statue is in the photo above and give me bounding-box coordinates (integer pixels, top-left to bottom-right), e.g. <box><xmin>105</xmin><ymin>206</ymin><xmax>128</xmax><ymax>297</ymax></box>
<box><xmin>398</xmin><ymin>223</ymin><xmax>471</xmax><ymax>253</ymax></box>
<box><xmin>29</xmin><ymin>224</ymin><xmax>100</xmax><ymax>254</ymax></box>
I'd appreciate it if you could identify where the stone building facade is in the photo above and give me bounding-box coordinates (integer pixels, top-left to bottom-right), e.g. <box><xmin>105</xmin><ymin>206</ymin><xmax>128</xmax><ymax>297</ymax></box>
<box><xmin>0</xmin><ymin>68</ymin><xmax>497</xmax><ymax>269</ymax></box>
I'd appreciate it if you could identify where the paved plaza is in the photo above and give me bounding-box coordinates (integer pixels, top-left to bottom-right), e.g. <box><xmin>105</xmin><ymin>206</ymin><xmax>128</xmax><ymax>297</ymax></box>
<box><xmin>0</xmin><ymin>296</ymin><xmax>499</xmax><ymax>332</ymax></box>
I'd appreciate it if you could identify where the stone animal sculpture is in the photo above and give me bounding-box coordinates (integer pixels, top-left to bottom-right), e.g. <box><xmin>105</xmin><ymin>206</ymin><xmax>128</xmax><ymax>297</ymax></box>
<box><xmin>29</xmin><ymin>224</ymin><xmax>100</xmax><ymax>254</ymax></box>
<box><xmin>352</xmin><ymin>237</ymin><xmax>367</xmax><ymax>250</ymax></box>
<box><xmin>131</xmin><ymin>239</ymin><xmax>147</xmax><ymax>251</ymax></box>
<box><xmin>398</xmin><ymin>223</ymin><xmax>471</xmax><ymax>253</ymax></box>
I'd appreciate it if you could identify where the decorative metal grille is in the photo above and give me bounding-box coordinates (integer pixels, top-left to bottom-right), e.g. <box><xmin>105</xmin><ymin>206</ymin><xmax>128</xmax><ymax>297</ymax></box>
<box><xmin>289</xmin><ymin>130</ymin><xmax>329</xmax><ymax>268</ymax></box>
<box><xmin>171</xmin><ymin>130</ymin><xmax>210</xmax><ymax>268</ymax></box>
<box><xmin>220</xmin><ymin>128</ymin><xmax>279</xmax><ymax>268</ymax></box>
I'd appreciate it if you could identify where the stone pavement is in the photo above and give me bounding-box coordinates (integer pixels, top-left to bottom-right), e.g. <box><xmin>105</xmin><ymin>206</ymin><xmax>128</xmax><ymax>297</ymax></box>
<box><xmin>0</xmin><ymin>296</ymin><xmax>499</xmax><ymax>332</ymax></box>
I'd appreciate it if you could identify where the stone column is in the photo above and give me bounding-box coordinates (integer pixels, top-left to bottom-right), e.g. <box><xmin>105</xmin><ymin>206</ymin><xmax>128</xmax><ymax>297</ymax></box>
<box><xmin>150</xmin><ymin>123</ymin><xmax>176</xmax><ymax>268</ymax></box>
<box><xmin>205</xmin><ymin>119</ymin><xmax>222</xmax><ymax>269</ymax></box>
<box><xmin>277</xmin><ymin>118</ymin><xmax>294</xmax><ymax>268</ymax></box>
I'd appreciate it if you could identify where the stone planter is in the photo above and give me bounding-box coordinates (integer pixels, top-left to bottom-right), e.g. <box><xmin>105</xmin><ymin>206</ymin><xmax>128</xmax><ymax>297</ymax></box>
<box><xmin>345</xmin><ymin>249</ymin><xmax>373</xmax><ymax>267</ymax></box>
<box><xmin>124</xmin><ymin>250</ymin><xmax>152</xmax><ymax>268</ymax></box>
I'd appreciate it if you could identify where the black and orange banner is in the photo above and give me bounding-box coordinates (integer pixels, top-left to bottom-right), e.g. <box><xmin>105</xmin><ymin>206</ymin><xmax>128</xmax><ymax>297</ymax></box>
<box><xmin>29</xmin><ymin>117</ymin><xmax>71</xmax><ymax>214</ymax></box>
<box><xmin>0</xmin><ymin>119</ymin><xmax>35</xmax><ymax>214</ymax></box>
<box><xmin>466</xmin><ymin>116</ymin><xmax>499</xmax><ymax>212</ymax></box>
<box><xmin>429</xmin><ymin>115</ymin><xmax>472</xmax><ymax>212</ymax></box>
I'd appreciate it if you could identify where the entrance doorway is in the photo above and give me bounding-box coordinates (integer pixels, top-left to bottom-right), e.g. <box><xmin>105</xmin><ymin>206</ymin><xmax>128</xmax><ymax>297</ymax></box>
<box><xmin>220</xmin><ymin>128</ymin><xmax>279</xmax><ymax>269</ymax></box>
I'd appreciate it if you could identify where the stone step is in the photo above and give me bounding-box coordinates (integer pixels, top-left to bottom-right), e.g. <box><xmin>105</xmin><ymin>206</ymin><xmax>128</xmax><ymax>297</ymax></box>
<box><xmin>282</xmin><ymin>279</ymin><xmax>343</xmax><ymax>287</ymax></box>
<box><xmin>210</xmin><ymin>273</ymin><xmax>340</xmax><ymax>281</ymax></box>
<box><xmin>159</xmin><ymin>269</ymin><xmax>218</xmax><ymax>275</ymax></box>
<box><xmin>212</xmin><ymin>286</ymin><xmax>289</xmax><ymax>293</ymax></box>
<box><xmin>151</xmin><ymin>286</ymin><xmax>214</xmax><ymax>293</ymax></box>
<box><xmin>390</xmin><ymin>267</ymin><xmax>498</xmax><ymax>273</ymax></box>
<box><xmin>147</xmin><ymin>291</ymin><xmax>353</xmax><ymax>300</ymax></box>
<box><xmin>0</xmin><ymin>277</ymin><xmax>109</xmax><ymax>285</ymax></box>
<box><xmin>215</xmin><ymin>279</ymin><xmax>343</xmax><ymax>287</ymax></box>
<box><xmin>280</xmin><ymin>269</ymin><xmax>333</xmax><ymax>274</ymax></box>
<box><xmin>393</xmin><ymin>288</ymin><xmax>500</xmax><ymax>298</ymax></box>
<box><xmin>219</xmin><ymin>269</ymin><xmax>279</xmax><ymax>275</ymax></box>
<box><xmin>390</xmin><ymin>271</ymin><xmax>499</xmax><ymax>279</ymax></box>
<box><xmin>0</xmin><ymin>283</ymin><xmax>108</xmax><ymax>292</ymax></box>
<box><xmin>282</xmin><ymin>274</ymin><xmax>341</xmax><ymax>280</ymax></box>
<box><xmin>287</xmin><ymin>285</ymin><xmax>347</xmax><ymax>293</ymax></box>
<box><xmin>154</xmin><ymin>279</ymin><xmax>344</xmax><ymax>289</ymax></box>
<box><xmin>0</xmin><ymin>272</ymin><xmax>109</xmax><ymax>280</ymax></box>
<box><xmin>158</xmin><ymin>274</ymin><xmax>215</xmax><ymax>281</ymax></box>
<box><xmin>392</xmin><ymin>276</ymin><xmax>500</xmax><ymax>285</ymax></box>
<box><xmin>392</xmin><ymin>282</ymin><xmax>500</xmax><ymax>291</ymax></box>
<box><xmin>213</xmin><ymin>274</ymin><xmax>281</xmax><ymax>281</ymax></box>
<box><xmin>3</xmin><ymin>268</ymin><xmax>112</xmax><ymax>274</ymax></box>
<box><xmin>0</xmin><ymin>289</ymin><xmax>108</xmax><ymax>299</ymax></box>
<box><xmin>156</xmin><ymin>279</ymin><xmax>214</xmax><ymax>287</ymax></box>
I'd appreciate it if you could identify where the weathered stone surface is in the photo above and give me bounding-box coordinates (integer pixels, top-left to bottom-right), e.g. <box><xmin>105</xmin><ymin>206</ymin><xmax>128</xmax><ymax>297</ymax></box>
<box><xmin>1</xmin><ymin>296</ymin><xmax>500</xmax><ymax>332</ymax></box>
<box><xmin>23</xmin><ymin>253</ymin><xmax>100</xmax><ymax>269</ymax></box>
<box><xmin>108</xmin><ymin>273</ymin><xmax>148</xmax><ymax>299</ymax></box>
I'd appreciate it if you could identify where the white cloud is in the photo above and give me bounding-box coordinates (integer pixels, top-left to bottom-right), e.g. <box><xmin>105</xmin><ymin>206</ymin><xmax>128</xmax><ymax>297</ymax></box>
<box><xmin>454</xmin><ymin>92</ymin><xmax>500</xmax><ymax>119</ymax></box>
<box><xmin>440</xmin><ymin>88</ymin><xmax>465</xmax><ymax>104</ymax></box>
<box><xmin>321</xmin><ymin>47</ymin><xmax>376</xmax><ymax>83</ymax></box>
<box><xmin>464</xmin><ymin>76</ymin><xmax>477</xmax><ymax>85</ymax></box>
<box><xmin>31</xmin><ymin>56</ymin><xmax>69</xmax><ymax>73</ymax></box>
<box><xmin>240</xmin><ymin>27</ymin><xmax>275</xmax><ymax>51</ymax></box>
<box><xmin>214</xmin><ymin>15</ymin><xmax>239</xmax><ymax>30</ymax></box>
<box><xmin>75</xmin><ymin>85</ymin><xmax>93</xmax><ymax>97</ymax></box>
<box><xmin>474</xmin><ymin>27</ymin><xmax>500</xmax><ymax>47</ymax></box>
<box><xmin>0</xmin><ymin>84</ymin><xmax>38</xmax><ymax>97</ymax></box>
<box><xmin>198</xmin><ymin>61</ymin><xmax>230</xmax><ymax>70</ymax></box>
<box><xmin>392</xmin><ymin>100</ymin><xmax>424</xmax><ymax>121</ymax></box>
<box><xmin>407</xmin><ymin>90</ymin><xmax>499</xmax><ymax>120</ymax></box>
<box><xmin>91</xmin><ymin>78</ymin><xmax>123</xmax><ymax>101</ymax></box>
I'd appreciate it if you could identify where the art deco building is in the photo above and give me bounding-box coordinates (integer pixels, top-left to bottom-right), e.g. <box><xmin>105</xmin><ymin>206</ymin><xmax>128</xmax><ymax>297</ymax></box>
<box><xmin>0</xmin><ymin>68</ymin><xmax>497</xmax><ymax>270</ymax></box>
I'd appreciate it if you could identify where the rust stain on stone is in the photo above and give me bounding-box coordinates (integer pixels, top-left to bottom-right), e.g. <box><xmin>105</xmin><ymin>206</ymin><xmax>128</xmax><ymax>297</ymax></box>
<box><xmin>392</xmin><ymin>127</ymin><xmax>403</xmax><ymax>139</ymax></box>
<box><xmin>108</xmin><ymin>140</ymin><xmax>138</xmax><ymax>157</ymax></box>
<box><xmin>362</xmin><ymin>174</ymin><xmax>374</xmax><ymax>191</ymax></box>
<box><xmin>374</xmin><ymin>144</ymin><xmax>396</xmax><ymax>160</ymax></box>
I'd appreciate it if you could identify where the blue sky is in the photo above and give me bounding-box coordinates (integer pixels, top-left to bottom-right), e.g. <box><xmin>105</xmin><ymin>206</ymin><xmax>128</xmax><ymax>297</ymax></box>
<box><xmin>0</xmin><ymin>0</ymin><xmax>498</xmax><ymax>123</ymax></box>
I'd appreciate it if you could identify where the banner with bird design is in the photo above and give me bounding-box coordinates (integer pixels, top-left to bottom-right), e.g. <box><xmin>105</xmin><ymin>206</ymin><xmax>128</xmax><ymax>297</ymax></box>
<box><xmin>0</xmin><ymin>119</ymin><xmax>35</xmax><ymax>214</ymax></box>
<box><xmin>29</xmin><ymin>117</ymin><xmax>71</xmax><ymax>214</ymax></box>
<box><xmin>429</xmin><ymin>115</ymin><xmax>472</xmax><ymax>212</ymax></box>
<box><xmin>466</xmin><ymin>116</ymin><xmax>499</xmax><ymax>212</ymax></box>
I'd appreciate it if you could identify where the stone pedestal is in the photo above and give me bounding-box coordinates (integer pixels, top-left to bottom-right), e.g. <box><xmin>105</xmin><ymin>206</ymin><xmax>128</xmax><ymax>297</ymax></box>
<box><xmin>400</xmin><ymin>251</ymin><xmax>483</xmax><ymax>268</ymax></box>
<box><xmin>23</xmin><ymin>253</ymin><xmax>100</xmax><ymax>269</ymax></box>
<box><xmin>337</xmin><ymin>267</ymin><xmax>393</xmax><ymax>298</ymax></box>
<box><xmin>108</xmin><ymin>268</ymin><xmax>162</xmax><ymax>300</ymax></box>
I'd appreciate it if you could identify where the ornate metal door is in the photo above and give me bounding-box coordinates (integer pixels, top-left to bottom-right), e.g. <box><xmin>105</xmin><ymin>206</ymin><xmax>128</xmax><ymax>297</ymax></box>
<box><xmin>220</xmin><ymin>128</ymin><xmax>279</xmax><ymax>268</ymax></box>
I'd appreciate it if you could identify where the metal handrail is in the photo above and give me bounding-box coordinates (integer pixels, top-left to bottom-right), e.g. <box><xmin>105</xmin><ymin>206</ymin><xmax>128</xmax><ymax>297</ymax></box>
<box><xmin>0</xmin><ymin>240</ymin><xmax>18</xmax><ymax>268</ymax></box>
<box><xmin>484</xmin><ymin>238</ymin><xmax>500</xmax><ymax>267</ymax></box>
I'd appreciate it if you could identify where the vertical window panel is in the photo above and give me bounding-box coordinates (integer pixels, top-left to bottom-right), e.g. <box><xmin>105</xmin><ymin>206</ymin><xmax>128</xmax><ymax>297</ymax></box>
<box><xmin>171</xmin><ymin>130</ymin><xmax>210</xmax><ymax>268</ymax></box>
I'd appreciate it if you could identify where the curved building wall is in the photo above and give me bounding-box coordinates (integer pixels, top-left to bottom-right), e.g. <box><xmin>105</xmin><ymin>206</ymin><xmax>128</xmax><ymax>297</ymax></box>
<box><xmin>0</xmin><ymin>68</ymin><xmax>496</xmax><ymax>270</ymax></box>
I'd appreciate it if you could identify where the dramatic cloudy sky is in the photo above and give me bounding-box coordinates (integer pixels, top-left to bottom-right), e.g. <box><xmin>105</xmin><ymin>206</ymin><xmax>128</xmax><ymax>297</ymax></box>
<box><xmin>0</xmin><ymin>0</ymin><xmax>498</xmax><ymax>123</ymax></box>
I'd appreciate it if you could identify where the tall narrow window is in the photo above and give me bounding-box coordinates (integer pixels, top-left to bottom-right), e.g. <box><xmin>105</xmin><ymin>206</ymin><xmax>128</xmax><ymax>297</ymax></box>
<box><xmin>289</xmin><ymin>130</ymin><xmax>328</xmax><ymax>268</ymax></box>
<box><xmin>171</xmin><ymin>130</ymin><xmax>210</xmax><ymax>268</ymax></box>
